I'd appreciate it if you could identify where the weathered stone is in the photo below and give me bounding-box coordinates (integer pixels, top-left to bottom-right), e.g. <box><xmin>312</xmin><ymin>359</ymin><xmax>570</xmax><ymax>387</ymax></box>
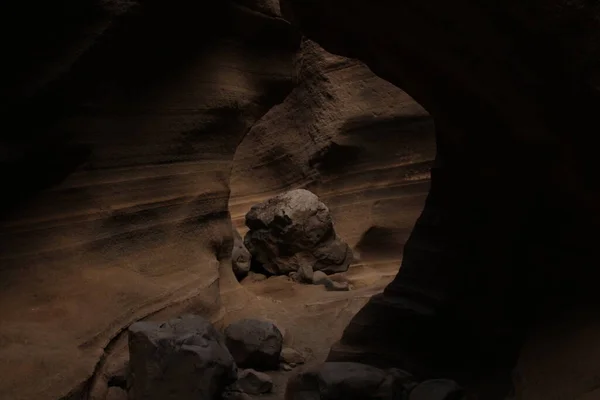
<box><xmin>246</xmin><ymin>271</ymin><xmax>268</xmax><ymax>282</ymax></box>
<box><xmin>312</xmin><ymin>270</ymin><xmax>330</xmax><ymax>286</ymax></box>
<box><xmin>285</xmin><ymin>362</ymin><xmax>411</xmax><ymax>400</ymax></box>
<box><xmin>409</xmin><ymin>379</ymin><xmax>466</xmax><ymax>400</ymax></box>
<box><xmin>128</xmin><ymin>315</ymin><xmax>237</xmax><ymax>400</ymax></box>
<box><xmin>281</xmin><ymin>348</ymin><xmax>305</xmax><ymax>365</ymax></box>
<box><xmin>291</xmin><ymin>263</ymin><xmax>314</xmax><ymax>283</ymax></box>
<box><xmin>231</xmin><ymin>369</ymin><xmax>274</xmax><ymax>395</ymax></box>
<box><xmin>225</xmin><ymin>319</ymin><xmax>283</xmax><ymax>370</ymax></box>
<box><xmin>233</xmin><ymin>228</ymin><xmax>252</xmax><ymax>277</ymax></box>
<box><xmin>281</xmin><ymin>363</ymin><xmax>294</xmax><ymax>371</ymax></box>
<box><xmin>244</xmin><ymin>189</ymin><xmax>353</xmax><ymax>275</ymax></box>
<box><xmin>324</xmin><ymin>280</ymin><xmax>351</xmax><ymax>292</ymax></box>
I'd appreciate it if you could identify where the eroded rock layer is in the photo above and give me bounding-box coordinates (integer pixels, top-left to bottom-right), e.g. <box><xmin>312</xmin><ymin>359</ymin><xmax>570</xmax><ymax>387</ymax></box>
<box><xmin>0</xmin><ymin>2</ymin><xmax>298</xmax><ymax>399</ymax></box>
<box><xmin>229</xmin><ymin>38</ymin><xmax>435</xmax><ymax>266</ymax></box>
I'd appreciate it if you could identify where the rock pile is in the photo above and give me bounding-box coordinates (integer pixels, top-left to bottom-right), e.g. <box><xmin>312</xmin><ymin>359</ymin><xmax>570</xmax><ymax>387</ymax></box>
<box><xmin>244</xmin><ymin>189</ymin><xmax>353</xmax><ymax>278</ymax></box>
<box><xmin>127</xmin><ymin>316</ymin><xmax>287</xmax><ymax>399</ymax></box>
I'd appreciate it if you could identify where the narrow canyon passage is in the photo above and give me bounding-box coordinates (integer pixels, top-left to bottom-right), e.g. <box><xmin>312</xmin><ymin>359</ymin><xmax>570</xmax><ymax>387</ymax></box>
<box><xmin>1</xmin><ymin>0</ymin><xmax>600</xmax><ymax>399</ymax></box>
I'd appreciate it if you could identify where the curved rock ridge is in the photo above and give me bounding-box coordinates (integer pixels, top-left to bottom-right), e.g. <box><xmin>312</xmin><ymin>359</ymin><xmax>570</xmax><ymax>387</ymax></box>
<box><xmin>280</xmin><ymin>0</ymin><xmax>600</xmax><ymax>399</ymax></box>
<box><xmin>229</xmin><ymin>38</ymin><xmax>435</xmax><ymax>266</ymax></box>
<box><xmin>0</xmin><ymin>2</ymin><xmax>299</xmax><ymax>399</ymax></box>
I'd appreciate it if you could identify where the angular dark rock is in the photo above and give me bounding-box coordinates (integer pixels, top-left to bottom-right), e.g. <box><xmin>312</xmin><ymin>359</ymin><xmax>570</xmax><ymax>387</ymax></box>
<box><xmin>128</xmin><ymin>315</ymin><xmax>237</xmax><ymax>400</ymax></box>
<box><xmin>230</xmin><ymin>369</ymin><xmax>274</xmax><ymax>395</ymax></box>
<box><xmin>244</xmin><ymin>189</ymin><xmax>353</xmax><ymax>275</ymax></box>
<box><xmin>285</xmin><ymin>362</ymin><xmax>413</xmax><ymax>400</ymax></box>
<box><xmin>224</xmin><ymin>319</ymin><xmax>283</xmax><ymax>370</ymax></box>
<box><xmin>409</xmin><ymin>379</ymin><xmax>466</xmax><ymax>400</ymax></box>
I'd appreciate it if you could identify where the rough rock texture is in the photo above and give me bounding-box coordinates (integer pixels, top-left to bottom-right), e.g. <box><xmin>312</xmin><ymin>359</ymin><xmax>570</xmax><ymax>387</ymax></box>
<box><xmin>312</xmin><ymin>271</ymin><xmax>330</xmax><ymax>286</ymax></box>
<box><xmin>244</xmin><ymin>189</ymin><xmax>352</xmax><ymax>275</ymax></box>
<box><xmin>280</xmin><ymin>0</ymin><xmax>600</xmax><ymax>399</ymax></box>
<box><xmin>230</xmin><ymin>369</ymin><xmax>274</xmax><ymax>395</ymax></box>
<box><xmin>128</xmin><ymin>315</ymin><xmax>237</xmax><ymax>400</ymax></box>
<box><xmin>233</xmin><ymin>228</ymin><xmax>252</xmax><ymax>278</ymax></box>
<box><xmin>0</xmin><ymin>1</ymin><xmax>299</xmax><ymax>399</ymax></box>
<box><xmin>281</xmin><ymin>348</ymin><xmax>305</xmax><ymax>365</ymax></box>
<box><xmin>285</xmin><ymin>362</ymin><xmax>412</xmax><ymax>400</ymax></box>
<box><xmin>408</xmin><ymin>380</ymin><xmax>466</xmax><ymax>400</ymax></box>
<box><xmin>224</xmin><ymin>319</ymin><xmax>284</xmax><ymax>370</ymax></box>
<box><xmin>229</xmin><ymin>38</ymin><xmax>435</xmax><ymax>265</ymax></box>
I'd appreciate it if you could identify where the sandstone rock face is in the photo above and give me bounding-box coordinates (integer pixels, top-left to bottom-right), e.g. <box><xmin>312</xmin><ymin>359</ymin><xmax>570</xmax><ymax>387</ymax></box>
<box><xmin>0</xmin><ymin>2</ymin><xmax>299</xmax><ymax>399</ymax></box>
<box><xmin>128</xmin><ymin>315</ymin><xmax>237</xmax><ymax>400</ymax></box>
<box><xmin>232</xmin><ymin>228</ymin><xmax>252</xmax><ymax>278</ymax></box>
<box><xmin>285</xmin><ymin>362</ymin><xmax>413</xmax><ymax>400</ymax></box>
<box><xmin>229</xmin><ymin>38</ymin><xmax>435</xmax><ymax>265</ymax></box>
<box><xmin>244</xmin><ymin>189</ymin><xmax>352</xmax><ymax>275</ymax></box>
<box><xmin>224</xmin><ymin>319</ymin><xmax>284</xmax><ymax>370</ymax></box>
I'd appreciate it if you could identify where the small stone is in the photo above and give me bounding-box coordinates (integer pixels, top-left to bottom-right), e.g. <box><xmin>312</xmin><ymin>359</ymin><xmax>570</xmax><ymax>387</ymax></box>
<box><xmin>312</xmin><ymin>270</ymin><xmax>330</xmax><ymax>285</ymax></box>
<box><xmin>281</xmin><ymin>363</ymin><xmax>293</xmax><ymax>371</ymax></box>
<box><xmin>409</xmin><ymin>379</ymin><xmax>466</xmax><ymax>400</ymax></box>
<box><xmin>324</xmin><ymin>280</ymin><xmax>350</xmax><ymax>291</ymax></box>
<box><xmin>281</xmin><ymin>348</ymin><xmax>305</xmax><ymax>365</ymax></box>
<box><xmin>231</xmin><ymin>369</ymin><xmax>273</xmax><ymax>394</ymax></box>
<box><xmin>291</xmin><ymin>263</ymin><xmax>314</xmax><ymax>283</ymax></box>
<box><xmin>224</xmin><ymin>319</ymin><xmax>283</xmax><ymax>370</ymax></box>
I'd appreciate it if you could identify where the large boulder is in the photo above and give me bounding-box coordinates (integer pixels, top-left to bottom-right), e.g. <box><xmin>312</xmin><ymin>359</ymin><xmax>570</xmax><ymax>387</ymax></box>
<box><xmin>285</xmin><ymin>362</ymin><xmax>414</xmax><ymax>400</ymax></box>
<box><xmin>244</xmin><ymin>189</ymin><xmax>353</xmax><ymax>275</ymax></box>
<box><xmin>224</xmin><ymin>319</ymin><xmax>284</xmax><ymax>370</ymax></box>
<box><xmin>128</xmin><ymin>315</ymin><xmax>237</xmax><ymax>400</ymax></box>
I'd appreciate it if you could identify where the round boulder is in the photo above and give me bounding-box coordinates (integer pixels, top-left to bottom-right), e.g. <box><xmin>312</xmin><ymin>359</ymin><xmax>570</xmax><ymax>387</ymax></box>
<box><xmin>224</xmin><ymin>319</ymin><xmax>283</xmax><ymax>370</ymax></box>
<box><xmin>244</xmin><ymin>189</ymin><xmax>352</xmax><ymax>275</ymax></box>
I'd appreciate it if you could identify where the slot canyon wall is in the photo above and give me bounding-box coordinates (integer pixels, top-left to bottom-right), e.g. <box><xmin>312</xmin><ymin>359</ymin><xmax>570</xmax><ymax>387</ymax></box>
<box><xmin>281</xmin><ymin>0</ymin><xmax>600</xmax><ymax>399</ymax></box>
<box><xmin>0</xmin><ymin>0</ymin><xmax>434</xmax><ymax>399</ymax></box>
